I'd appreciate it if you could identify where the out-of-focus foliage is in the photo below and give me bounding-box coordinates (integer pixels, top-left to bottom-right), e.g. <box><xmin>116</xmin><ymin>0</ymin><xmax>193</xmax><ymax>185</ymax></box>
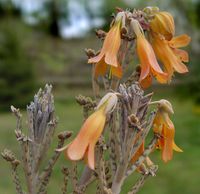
<box><xmin>0</xmin><ymin>19</ymin><xmax>36</xmax><ymax>111</ymax></box>
<box><xmin>101</xmin><ymin>0</ymin><xmax>126</xmax><ymax>28</ymax></box>
<box><xmin>0</xmin><ymin>0</ymin><xmax>21</xmax><ymax>17</ymax></box>
<box><xmin>195</xmin><ymin>1</ymin><xmax>200</xmax><ymax>28</ymax></box>
<box><xmin>179</xmin><ymin>58</ymin><xmax>200</xmax><ymax>105</ymax></box>
<box><xmin>39</xmin><ymin>0</ymin><xmax>68</xmax><ymax>37</ymax></box>
<box><xmin>0</xmin><ymin>0</ymin><xmax>199</xmax><ymax>106</ymax></box>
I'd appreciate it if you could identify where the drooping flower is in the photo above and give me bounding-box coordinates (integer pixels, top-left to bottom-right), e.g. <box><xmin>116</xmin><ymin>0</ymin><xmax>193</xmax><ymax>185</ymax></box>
<box><xmin>151</xmin><ymin>33</ymin><xmax>191</xmax><ymax>80</ymax></box>
<box><xmin>153</xmin><ymin>99</ymin><xmax>183</xmax><ymax>162</ymax></box>
<box><xmin>58</xmin><ymin>93</ymin><xmax>118</xmax><ymax>170</ymax></box>
<box><xmin>88</xmin><ymin>13</ymin><xmax>124</xmax><ymax>78</ymax></box>
<box><xmin>148</xmin><ymin>8</ymin><xmax>191</xmax><ymax>81</ymax></box>
<box><xmin>150</xmin><ymin>11</ymin><xmax>175</xmax><ymax>41</ymax></box>
<box><xmin>131</xmin><ymin>19</ymin><xmax>168</xmax><ymax>88</ymax></box>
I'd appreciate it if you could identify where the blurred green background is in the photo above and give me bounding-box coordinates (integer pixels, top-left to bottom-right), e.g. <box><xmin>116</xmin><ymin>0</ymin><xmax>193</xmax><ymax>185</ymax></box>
<box><xmin>0</xmin><ymin>0</ymin><xmax>200</xmax><ymax>194</ymax></box>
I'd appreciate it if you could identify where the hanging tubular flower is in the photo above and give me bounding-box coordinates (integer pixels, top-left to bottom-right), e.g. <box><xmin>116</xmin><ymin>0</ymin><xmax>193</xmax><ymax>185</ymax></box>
<box><xmin>150</xmin><ymin>11</ymin><xmax>175</xmax><ymax>41</ymax></box>
<box><xmin>131</xmin><ymin>19</ymin><xmax>168</xmax><ymax>88</ymax></box>
<box><xmin>151</xmin><ymin>33</ymin><xmax>191</xmax><ymax>80</ymax></box>
<box><xmin>88</xmin><ymin>12</ymin><xmax>125</xmax><ymax>78</ymax></box>
<box><xmin>58</xmin><ymin>93</ymin><xmax>118</xmax><ymax>170</ymax></box>
<box><xmin>153</xmin><ymin>99</ymin><xmax>183</xmax><ymax>162</ymax></box>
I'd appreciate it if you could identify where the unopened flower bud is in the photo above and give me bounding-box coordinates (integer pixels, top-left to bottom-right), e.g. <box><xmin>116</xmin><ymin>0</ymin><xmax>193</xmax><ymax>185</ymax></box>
<box><xmin>143</xmin><ymin>6</ymin><xmax>159</xmax><ymax>14</ymax></box>
<box><xmin>150</xmin><ymin>11</ymin><xmax>175</xmax><ymax>40</ymax></box>
<box><xmin>157</xmin><ymin>99</ymin><xmax>174</xmax><ymax>114</ymax></box>
<box><xmin>96</xmin><ymin>93</ymin><xmax>118</xmax><ymax>114</ymax></box>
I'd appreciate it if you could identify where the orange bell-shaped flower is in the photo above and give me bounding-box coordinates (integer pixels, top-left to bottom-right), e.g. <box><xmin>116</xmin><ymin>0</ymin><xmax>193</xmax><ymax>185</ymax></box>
<box><xmin>88</xmin><ymin>13</ymin><xmax>124</xmax><ymax>78</ymax></box>
<box><xmin>153</xmin><ymin>100</ymin><xmax>182</xmax><ymax>162</ymax></box>
<box><xmin>151</xmin><ymin>33</ymin><xmax>191</xmax><ymax>80</ymax></box>
<box><xmin>150</xmin><ymin>11</ymin><xmax>175</xmax><ymax>41</ymax></box>
<box><xmin>58</xmin><ymin>93</ymin><xmax>118</xmax><ymax>170</ymax></box>
<box><xmin>131</xmin><ymin>19</ymin><xmax>168</xmax><ymax>88</ymax></box>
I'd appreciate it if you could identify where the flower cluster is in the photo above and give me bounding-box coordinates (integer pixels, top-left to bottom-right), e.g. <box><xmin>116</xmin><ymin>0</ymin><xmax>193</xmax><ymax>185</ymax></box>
<box><xmin>59</xmin><ymin>7</ymin><xmax>190</xmax><ymax>171</ymax></box>
<box><xmin>88</xmin><ymin>7</ymin><xmax>190</xmax><ymax>88</ymax></box>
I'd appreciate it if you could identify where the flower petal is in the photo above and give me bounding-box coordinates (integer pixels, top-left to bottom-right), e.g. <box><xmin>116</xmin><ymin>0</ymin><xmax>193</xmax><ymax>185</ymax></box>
<box><xmin>86</xmin><ymin>115</ymin><xmax>106</xmax><ymax>169</ymax></box>
<box><xmin>66</xmin><ymin>109</ymin><xmax>105</xmax><ymax>161</ymax></box>
<box><xmin>169</xmin><ymin>34</ymin><xmax>191</xmax><ymax>48</ymax></box>
<box><xmin>173</xmin><ymin>60</ymin><xmax>188</xmax><ymax>74</ymax></box>
<box><xmin>137</xmin><ymin>37</ymin><xmax>152</xmax><ymax>79</ymax></box>
<box><xmin>66</xmin><ymin>137</ymin><xmax>89</xmax><ymax>161</ymax></box>
<box><xmin>153</xmin><ymin>105</ymin><xmax>182</xmax><ymax>163</ymax></box>
<box><xmin>173</xmin><ymin>141</ymin><xmax>183</xmax><ymax>152</ymax></box>
<box><xmin>152</xmin><ymin>70</ymin><xmax>168</xmax><ymax>84</ymax></box>
<box><xmin>87</xmin><ymin>143</ymin><xmax>95</xmax><ymax>170</ymax></box>
<box><xmin>131</xmin><ymin>141</ymin><xmax>144</xmax><ymax>163</ymax></box>
<box><xmin>151</xmin><ymin>36</ymin><xmax>174</xmax><ymax>79</ymax></box>
<box><xmin>152</xmin><ymin>35</ymin><xmax>188</xmax><ymax>78</ymax></box>
<box><xmin>104</xmin><ymin>21</ymin><xmax>121</xmax><ymax>67</ymax></box>
<box><xmin>162</xmin><ymin>124</ymin><xmax>174</xmax><ymax>162</ymax></box>
<box><xmin>140</xmin><ymin>74</ymin><xmax>152</xmax><ymax>89</ymax></box>
<box><xmin>94</xmin><ymin>58</ymin><xmax>107</xmax><ymax>77</ymax></box>
<box><xmin>172</xmin><ymin>48</ymin><xmax>189</xmax><ymax>63</ymax></box>
<box><xmin>153</xmin><ymin>113</ymin><xmax>164</xmax><ymax>134</ymax></box>
<box><xmin>111</xmin><ymin>64</ymin><xmax>122</xmax><ymax>78</ymax></box>
<box><xmin>88</xmin><ymin>52</ymin><xmax>104</xmax><ymax>64</ymax></box>
<box><xmin>137</xmin><ymin>36</ymin><xmax>167</xmax><ymax>83</ymax></box>
<box><xmin>139</xmin><ymin>62</ymin><xmax>150</xmax><ymax>83</ymax></box>
<box><xmin>150</xmin><ymin>11</ymin><xmax>175</xmax><ymax>41</ymax></box>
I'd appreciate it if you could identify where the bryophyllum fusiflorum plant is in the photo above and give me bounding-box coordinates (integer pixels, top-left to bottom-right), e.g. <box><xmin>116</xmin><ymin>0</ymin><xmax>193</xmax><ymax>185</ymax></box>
<box><xmin>2</xmin><ymin>6</ymin><xmax>191</xmax><ymax>194</ymax></box>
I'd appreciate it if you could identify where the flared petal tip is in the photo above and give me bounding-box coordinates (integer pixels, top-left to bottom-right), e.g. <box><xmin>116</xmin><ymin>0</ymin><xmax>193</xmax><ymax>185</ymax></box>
<box><xmin>88</xmin><ymin>162</ymin><xmax>95</xmax><ymax>170</ymax></box>
<box><xmin>162</xmin><ymin>151</ymin><xmax>173</xmax><ymax>163</ymax></box>
<box><xmin>65</xmin><ymin>148</ymin><xmax>82</xmax><ymax>161</ymax></box>
<box><xmin>162</xmin><ymin>157</ymin><xmax>171</xmax><ymax>163</ymax></box>
<box><xmin>173</xmin><ymin>142</ymin><xmax>183</xmax><ymax>152</ymax></box>
<box><xmin>85</xmin><ymin>144</ymin><xmax>96</xmax><ymax>170</ymax></box>
<box><xmin>66</xmin><ymin>140</ymin><xmax>88</xmax><ymax>161</ymax></box>
<box><xmin>55</xmin><ymin>144</ymin><xmax>69</xmax><ymax>152</ymax></box>
<box><xmin>88</xmin><ymin>56</ymin><xmax>100</xmax><ymax>64</ymax></box>
<box><xmin>174</xmin><ymin>63</ymin><xmax>189</xmax><ymax>74</ymax></box>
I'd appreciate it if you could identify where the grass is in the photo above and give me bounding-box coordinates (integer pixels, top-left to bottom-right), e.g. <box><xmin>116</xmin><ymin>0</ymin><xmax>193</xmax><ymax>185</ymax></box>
<box><xmin>0</xmin><ymin>88</ymin><xmax>200</xmax><ymax>194</ymax></box>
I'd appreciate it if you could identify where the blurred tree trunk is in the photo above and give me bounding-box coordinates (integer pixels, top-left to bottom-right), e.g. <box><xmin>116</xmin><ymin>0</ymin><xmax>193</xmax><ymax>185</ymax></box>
<box><xmin>48</xmin><ymin>0</ymin><xmax>59</xmax><ymax>37</ymax></box>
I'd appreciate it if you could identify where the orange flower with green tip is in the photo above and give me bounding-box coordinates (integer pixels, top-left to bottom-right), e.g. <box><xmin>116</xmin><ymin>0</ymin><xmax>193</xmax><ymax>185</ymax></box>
<box><xmin>131</xmin><ymin>19</ymin><xmax>168</xmax><ymax>88</ymax></box>
<box><xmin>153</xmin><ymin>100</ymin><xmax>183</xmax><ymax>162</ymax></box>
<box><xmin>88</xmin><ymin>12</ymin><xmax>125</xmax><ymax>78</ymax></box>
<box><xmin>151</xmin><ymin>33</ymin><xmax>191</xmax><ymax>80</ymax></box>
<box><xmin>150</xmin><ymin>11</ymin><xmax>175</xmax><ymax>41</ymax></box>
<box><xmin>57</xmin><ymin>93</ymin><xmax>118</xmax><ymax>170</ymax></box>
